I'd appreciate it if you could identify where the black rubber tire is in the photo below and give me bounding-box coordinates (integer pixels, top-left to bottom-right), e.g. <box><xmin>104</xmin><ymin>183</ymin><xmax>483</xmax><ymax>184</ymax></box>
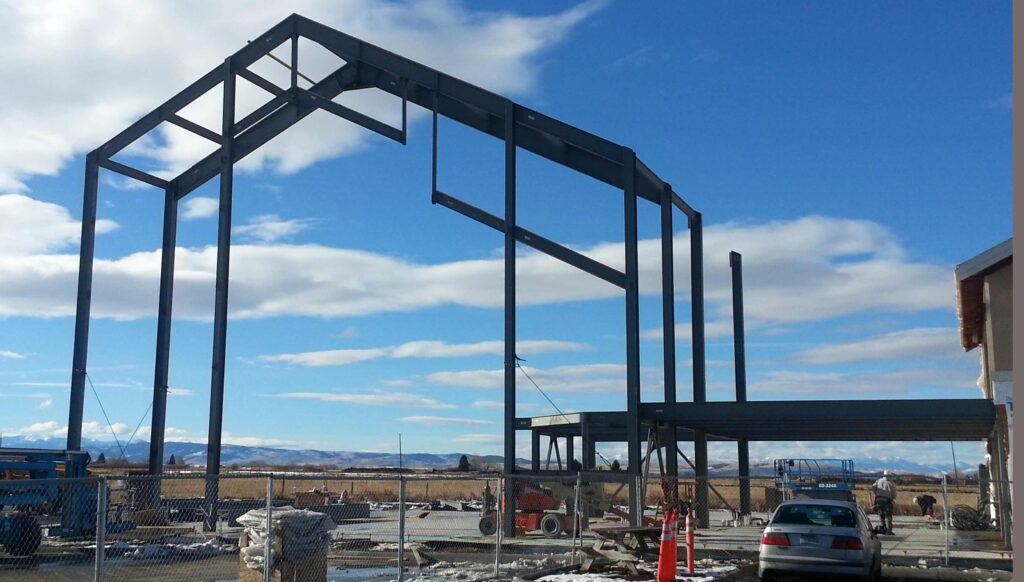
<box><xmin>540</xmin><ymin>513</ymin><xmax>564</xmax><ymax>538</ymax></box>
<box><xmin>478</xmin><ymin>515</ymin><xmax>497</xmax><ymax>536</ymax></box>
<box><xmin>5</xmin><ymin>515</ymin><xmax>41</xmax><ymax>556</ymax></box>
<box><xmin>868</xmin><ymin>557</ymin><xmax>882</xmax><ymax>582</ymax></box>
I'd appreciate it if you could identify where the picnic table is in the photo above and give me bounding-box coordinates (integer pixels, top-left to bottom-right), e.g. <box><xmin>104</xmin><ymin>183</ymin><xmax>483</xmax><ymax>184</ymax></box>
<box><xmin>580</xmin><ymin>525</ymin><xmax>664</xmax><ymax>575</ymax></box>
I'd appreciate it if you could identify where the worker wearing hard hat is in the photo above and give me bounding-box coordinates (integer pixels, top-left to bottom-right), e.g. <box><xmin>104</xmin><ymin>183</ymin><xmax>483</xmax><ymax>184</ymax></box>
<box><xmin>872</xmin><ymin>470</ymin><xmax>898</xmax><ymax>535</ymax></box>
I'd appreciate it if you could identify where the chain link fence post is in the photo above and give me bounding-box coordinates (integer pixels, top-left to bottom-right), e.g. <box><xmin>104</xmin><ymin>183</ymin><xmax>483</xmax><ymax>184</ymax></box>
<box><xmin>398</xmin><ymin>476</ymin><xmax>406</xmax><ymax>582</ymax></box>
<box><xmin>493</xmin><ymin>480</ymin><xmax>502</xmax><ymax>580</ymax></box>
<box><xmin>573</xmin><ymin>471</ymin><xmax>582</xmax><ymax>564</ymax></box>
<box><xmin>942</xmin><ymin>473</ymin><xmax>950</xmax><ymax>566</ymax></box>
<box><xmin>95</xmin><ymin>477</ymin><xmax>106</xmax><ymax>582</ymax></box>
<box><xmin>264</xmin><ymin>475</ymin><xmax>273</xmax><ymax>582</ymax></box>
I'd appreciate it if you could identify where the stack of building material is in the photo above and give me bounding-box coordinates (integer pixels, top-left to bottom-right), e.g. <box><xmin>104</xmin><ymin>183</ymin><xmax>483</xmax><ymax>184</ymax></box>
<box><xmin>237</xmin><ymin>506</ymin><xmax>336</xmax><ymax>582</ymax></box>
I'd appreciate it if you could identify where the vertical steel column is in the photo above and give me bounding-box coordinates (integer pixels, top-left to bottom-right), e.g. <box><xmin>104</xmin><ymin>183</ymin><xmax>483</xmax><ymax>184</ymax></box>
<box><xmin>531</xmin><ymin>431</ymin><xmax>540</xmax><ymax>472</ymax></box>
<box><xmin>290</xmin><ymin>34</ymin><xmax>298</xmax><ymax>89</ymax></box>
<box><xmin>730</xmin><ymin>251</ymin><xmax>751</xmax><ymax>516</ymax></box>
<box><xmin>68</xmin><ymin>152</ymin><xmax>100</xmax><ymax>452</ymax></box>
<box><xmin>582</xmin><ymin>421</ymin><xmax>595</xmax><ymax>471</ymax></box>
<box><xmin>660</xmin><ymin>185</ymin><xmax>679</xmax><ymax>502</ymax></box>
<box><xmin>205</xmin><ymin>58</ymin><xmax>236</xmax><ymax>531</ymax></box>
<box><xmin>690</xmin><ymin>212</ymin><xmax>709</xmax><ymax>527</ymax></box>
<box><xmin>149</xmin><ymin>187</ymin><xmax>178</xmax><ymax>477</ymax></box>
<box><xmin>623</xmin><ymin>149</ymin><xmax>642</xmax><ymax>526</ymax></box>
<box><xmin>566</xmin><ymin>435</ymin><xmax>574</xmax><ymax>468</ymax></box>
<box><xmin>502</xmin><ymin>99</ymin><xmax>518</xmax><ymax>536</ymax></box>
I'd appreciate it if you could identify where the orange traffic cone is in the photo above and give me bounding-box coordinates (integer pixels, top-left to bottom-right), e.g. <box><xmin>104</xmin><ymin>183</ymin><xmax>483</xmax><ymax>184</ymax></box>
<box><xmin>656</xmin><ymin>510</ymin><xmax>677</xmax><ymax>582</ymax></box>
<box><xmin>669</xmin><ymin>509</ymin><xmax>679</xmax><ymax>568</ymax></box>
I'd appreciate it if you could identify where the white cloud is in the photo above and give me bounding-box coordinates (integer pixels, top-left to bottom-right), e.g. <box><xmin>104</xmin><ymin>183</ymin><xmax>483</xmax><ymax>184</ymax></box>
<box><xmin>0</xmin><ymin>194</ymin><xmax>116</xmax><ymax>256</ymax></box>
<box><xmin>471</xmin><ymin>400</ymin><xmax>505</xmax><ymax>410</ymax></box>
<box><xmin>12</xmin><ymin>420</ymin><xmax>302</xmax><ymax>448</ymax></box>
<box><xmin>335</xmin><ymin>325</ymin><xmax>360</xmax><ymax>340</ymax></box>
<box><xmin>0</xmin><ymin>1</ymin><xmax>601</xmax><ymax>190</ymax></box>
<box><xmin>428</xmin><ymin>363</ymin><xmax>634</xmax><ymax>393</ymax></box>
<box><xmin>796</xmin><ymin>327</ymin><xmax>971</xmax><ymax>365</ymax></box>
<box><xmin>0</xmin><ymin>393</ymin><xmax>54</xmax><ymax>409</ymax></box>
<box><xmin>398</xmin><ymin>416</ymin><xmax>492</xmax><ymax>426</ymax></box>
<box><xmin>258</xmin><ymin>339</ymin><xmax>587</xmax><ymax>367</ymax></box>
<box><xmin>16</xmin><ymin>420</ymin><xmax>66</xmax><ymax>438</ymax></box>
<box><xmin>749</xmin><ymin>367</ymin><xmax>977</xmax><ymax>396</ymax></box>
<box><xmin>275</xmin><ymin>390</ymin><xmax>455</xmax><ymax>409</ymax></box>
<box><xmin>220</xmin><ymin>432</ymin><xmax>303</xmax><ymax>448</ymax></box>
<box><xmin>452</xmin><ymin>433</ymin><xmax>504</xmax><ymax>445</ymax></box>
<box><xmin>0</xmin><ymin>213</ymin><xmax>954</xmax><ymax>326</ymax></box>
<box><xmin>378</xmin><ymin>379</ymin><xmax>414</xmax><ymax>388</ymax></box>
<box><xmin>15</xmin><ymin>420</ymin><xmax>134</xmax><ymax>440</ymax></box>
<box><xmin>640</xmin><ymin>321</ymin><xmax>734</xmax><ymax>342</ymax></box>
<box><xmin>232</xmin><ymin>214</ymin><xmax>313</xmax><ymax>243</ymax></box>
<box><xmin>0</xmin><ymin>191</ymin><xmax>954</xmax><ymax>334</ymax></box>
<box><xmin>0</xmin><ymin>350</ymin><xmax>26</xmax><ymax>360</ymax></box>
<box><xmin>181</xmin><ymin>196</ymin><xmax>219</xmax><ymax>220</ymax></box>
<box><xmin>11</xmin><ymin>381</ymin><xmax>134</xmax><ymax>388</ymax></box>
<box><xmin>257</xmin><ymin>348</ymin><xmax>389</xmax><ymax>367</ymax></box>
<box><xmin>8</xmin><ymin>382</ymin><xmax>67</xmax><ymax>388</ymax></box>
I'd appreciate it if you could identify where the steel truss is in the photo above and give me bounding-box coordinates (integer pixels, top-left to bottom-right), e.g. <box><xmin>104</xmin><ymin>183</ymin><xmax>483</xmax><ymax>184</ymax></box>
<box><xmin>68</xmin><ymin>14</ymin><xmax>706</xmax><ymax>530</ymax></box>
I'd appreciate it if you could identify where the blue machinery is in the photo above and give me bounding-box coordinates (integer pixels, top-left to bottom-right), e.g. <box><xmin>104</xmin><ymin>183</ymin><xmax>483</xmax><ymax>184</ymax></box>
<box><xmin>774</xmin><ymin>458</ymin><xmax>856</xmax><ymax>502</ymax></box>
<box><xmin>0</xmin><ymin>449</ymin><xmax>132</xmax><ymax>555</ymax></box>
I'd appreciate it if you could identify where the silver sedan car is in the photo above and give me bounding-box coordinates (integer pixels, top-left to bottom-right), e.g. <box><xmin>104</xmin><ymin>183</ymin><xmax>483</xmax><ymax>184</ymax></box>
<box><xmin>759</xmin><ymin>498</ymin><xmax>882</xmax><ymax>581</ymax></box>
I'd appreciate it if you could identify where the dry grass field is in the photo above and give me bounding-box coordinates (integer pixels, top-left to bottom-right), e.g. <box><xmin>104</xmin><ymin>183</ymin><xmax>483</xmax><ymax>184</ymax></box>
<box><xmin>94</xmin><ymin>469</ymin><xmax>981</xmax><ymax>518</ymax></box>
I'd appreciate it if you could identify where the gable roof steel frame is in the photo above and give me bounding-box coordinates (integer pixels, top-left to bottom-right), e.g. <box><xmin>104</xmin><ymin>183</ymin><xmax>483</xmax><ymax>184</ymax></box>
<box><xmin>68</xmin><ymin>14</ymin><xmax>701</xmax><ymax>530</ymax></box>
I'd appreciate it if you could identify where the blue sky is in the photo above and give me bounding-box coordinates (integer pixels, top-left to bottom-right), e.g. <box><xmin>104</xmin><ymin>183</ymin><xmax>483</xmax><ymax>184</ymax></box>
<box><xmin>0</xmin><ymin>1</ymin><xmax>1011</xmax><ymax>467</ymax></box>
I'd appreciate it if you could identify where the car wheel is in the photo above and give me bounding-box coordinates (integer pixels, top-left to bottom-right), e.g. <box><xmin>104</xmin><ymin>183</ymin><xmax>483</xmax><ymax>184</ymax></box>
<box><xmin>477</xmin><ymin>515</ymin><xmax>497</xmax><ymax>536</ymax></box>
<box><xmin>540</xmin><ymin>513</ymin><xmax>564</xmax><ymax>538</ymax></box>
<box><xmin>869</xmin><ymin>557</ymin><xmax>882</xmax><ymax>582</ymax></box>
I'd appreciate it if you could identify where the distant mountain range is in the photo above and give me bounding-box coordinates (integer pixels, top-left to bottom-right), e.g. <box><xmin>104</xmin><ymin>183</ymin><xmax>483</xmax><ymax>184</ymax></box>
<box><xmin>0</xmin><ymin>435</ymin><xmax>972</xmax><ymax>476</ymax></box>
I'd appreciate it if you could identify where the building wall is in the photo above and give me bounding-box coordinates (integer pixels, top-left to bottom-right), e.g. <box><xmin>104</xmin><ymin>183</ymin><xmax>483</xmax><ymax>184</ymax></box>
<box><xmin>982</xmin><ymin>262</ymin><xmax>1012</xmax><ymax>543</ymax></box>
<box><xmin>984</xmin><ymin>263</ymin><xmax>1013</xmax><ymax>375</ymax></box>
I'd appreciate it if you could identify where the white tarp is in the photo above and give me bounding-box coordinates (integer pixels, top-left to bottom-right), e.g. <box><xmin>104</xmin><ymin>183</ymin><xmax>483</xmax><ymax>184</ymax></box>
<box><xmin>236</xmin><ymin>505</ymin><xmax>336</xmax><ymax>571</ymax></box>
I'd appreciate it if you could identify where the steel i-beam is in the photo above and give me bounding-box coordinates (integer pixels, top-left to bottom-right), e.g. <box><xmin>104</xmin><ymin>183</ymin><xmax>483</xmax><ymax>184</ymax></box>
<box><xmin>502</xmin><ymin>99</ymin><xmax>518</xmax><ymax>536</ymax></box>
<box><xmin>67</xmin><ymin>152</ymin><xmax>100</xmax><ymax>452</ymax></box>
<box><xmin>690</xmin><ymin>212</ymin><xmax>710</xmax><ymax>527</ymax></box>
<box><xmin>148</xmin><ymin>187</ymin><xmax>179</xmax><ymax>478</ymax></box>
<box><xmin>204</xmin><ymin>57</ymin><xmax>236</xmax><ymax>531</ymax></box>
<box><xmin>623</xmin><ymin>149</ymin><xmax>642</xmax><ymax>526</ymax></box>
<box><xmin>660</xmin><ymin>184</ymin><xmax>679</xmax><ymax>503</ymax></box>
<box><xmin>730</xmin><ymin>251</ymin><xmax>751</xmax><ymax>516</ymax></box>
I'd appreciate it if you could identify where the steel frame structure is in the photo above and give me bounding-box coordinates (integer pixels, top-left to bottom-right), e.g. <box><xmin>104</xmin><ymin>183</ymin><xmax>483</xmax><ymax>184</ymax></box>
<box><xmin>67</xmin><ymin>14</ymin><xmax>704</xmax><ymax>530</ymax></box>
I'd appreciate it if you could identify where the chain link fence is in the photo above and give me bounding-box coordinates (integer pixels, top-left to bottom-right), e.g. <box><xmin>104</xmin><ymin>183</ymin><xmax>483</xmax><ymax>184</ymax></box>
<box><xmin>0</xmin><ymin>471</ymin><xmax>1012</xmax><ymax>580</ymax></box>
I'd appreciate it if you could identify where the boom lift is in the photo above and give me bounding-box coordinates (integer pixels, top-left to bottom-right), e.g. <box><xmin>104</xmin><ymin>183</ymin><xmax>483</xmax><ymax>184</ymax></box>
<box><xmin>774</xmin><ymin>458</ymin><xmax>856</xmax><ymax>502</ymax></box>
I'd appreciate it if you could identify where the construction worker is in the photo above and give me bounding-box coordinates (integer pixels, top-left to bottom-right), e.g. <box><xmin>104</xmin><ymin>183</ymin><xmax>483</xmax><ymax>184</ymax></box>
<box><xmin>482</xmin><ymin>481</ymin><xmax>496</xmax><ymax>514</ymax></box>
<box><xmin>914</xmin><ymin>494</ymin><xmax>936</xmax><ymax>517</ymax></box>
<box><xmin>872</xmin><ymin>470</ymin><xmax>898</xmax><ymax>534</ymax></box>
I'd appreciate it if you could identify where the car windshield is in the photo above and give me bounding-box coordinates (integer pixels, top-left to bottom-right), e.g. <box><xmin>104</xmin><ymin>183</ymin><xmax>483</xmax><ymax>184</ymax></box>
<box><xmin>773</xmin><ymin>504</ymin><xmax>857</xmax><ymax>528</ymax></box>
